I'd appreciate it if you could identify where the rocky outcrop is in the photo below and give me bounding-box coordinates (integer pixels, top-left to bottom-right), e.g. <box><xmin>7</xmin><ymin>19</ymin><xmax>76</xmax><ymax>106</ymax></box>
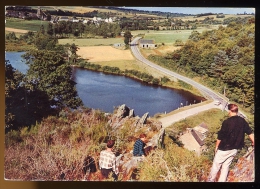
<box><xmin>105</xmin><ymin>104</ymin><xmax>164</xmax><ymax>179</ymax></box>
<box><xmin>227</xmin><ymin>147</ymin><xmax>254</xmax><ymax>182</ymax></box>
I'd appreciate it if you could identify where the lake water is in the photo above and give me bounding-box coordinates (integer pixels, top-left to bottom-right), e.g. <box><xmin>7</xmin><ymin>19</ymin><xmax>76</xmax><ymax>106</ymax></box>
<box><xmin>5</xmin><ymin>52</ymin><xmax>204</xmax><ymax>116</ymax></box>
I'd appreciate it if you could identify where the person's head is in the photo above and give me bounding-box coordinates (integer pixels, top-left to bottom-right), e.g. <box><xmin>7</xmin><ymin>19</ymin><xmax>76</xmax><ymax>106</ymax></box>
<box><xmin>139</xmin><ymin>133</ymin><xmax>147</xmax><ymax>141</ymax></box>
<box><xmin>107</xmin><ymin>140</ymin><xmax>115</xmax><ymax>148</ymax></box>
<box><xmin>228</xmin><ymin>104</ymin><xmax>238</xmax><ymax>115</ymax></box>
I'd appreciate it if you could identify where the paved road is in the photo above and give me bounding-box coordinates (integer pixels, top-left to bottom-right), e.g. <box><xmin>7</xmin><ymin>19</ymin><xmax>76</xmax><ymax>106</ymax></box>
<box><xmin>130</xmin><ymin>37</ymin><xmax>246</xmax><ymax>123</ymax></box>
<box><xmin>159</xmin><ymin>101</ymin><xmax>222</xmax><ymax>128</ymax></box>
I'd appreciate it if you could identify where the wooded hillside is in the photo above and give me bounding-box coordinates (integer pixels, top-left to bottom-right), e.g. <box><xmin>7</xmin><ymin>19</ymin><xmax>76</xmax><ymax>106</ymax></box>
<box><xmin>149</xmin><ymin>16</ymin><xmax>255</xmax><ymax>112</ymax></box>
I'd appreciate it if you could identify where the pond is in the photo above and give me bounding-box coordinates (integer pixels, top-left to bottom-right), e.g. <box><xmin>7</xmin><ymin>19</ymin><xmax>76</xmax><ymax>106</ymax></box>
<box><xmin>5</xmin><ymin>51</ymin><xmax>204</xmax><ymax>116</ymax></box>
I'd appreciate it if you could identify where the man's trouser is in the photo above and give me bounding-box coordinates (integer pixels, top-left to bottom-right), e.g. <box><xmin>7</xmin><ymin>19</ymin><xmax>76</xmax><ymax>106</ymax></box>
<box><xmin>208</xmin><ymin>149</ymin><xmax>237</xmax><ymax>182</ymax></box>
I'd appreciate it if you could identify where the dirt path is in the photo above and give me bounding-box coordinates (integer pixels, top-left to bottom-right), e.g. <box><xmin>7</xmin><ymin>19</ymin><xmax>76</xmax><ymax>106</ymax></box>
<box><xmin>159</xmin><ymin>102</ymin><xmax>223</xmax><ymax>128</ymax></box>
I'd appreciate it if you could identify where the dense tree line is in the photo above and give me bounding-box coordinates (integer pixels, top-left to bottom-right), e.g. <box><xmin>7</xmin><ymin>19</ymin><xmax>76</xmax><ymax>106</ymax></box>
<box><xmin>44</xmin><ymin>21</ymin><xmax>121</xmax><ymax>38</ymax></box>
<box><xmin>149</xmin><ymin>17</ymin><xmax>255</xmax><ymax>111</ymax></box>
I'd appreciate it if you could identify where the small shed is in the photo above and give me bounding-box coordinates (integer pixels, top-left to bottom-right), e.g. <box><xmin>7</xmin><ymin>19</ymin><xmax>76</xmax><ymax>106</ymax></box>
<box><xmin>113</xmin><ymin>43</ymin><xmax>125</xmax><ymax>48</ymax></box>
<box><xmin>139</xmin><ymin>39</ymin><xmax>157</xmax><ymax>49</ymax></box>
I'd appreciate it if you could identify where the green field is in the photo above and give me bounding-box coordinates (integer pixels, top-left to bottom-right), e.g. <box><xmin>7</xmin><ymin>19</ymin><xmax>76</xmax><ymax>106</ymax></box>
<box><xmin>5</xmin><ymin>17</ymin><xmax>49</xmax><ymax>32</ymax></box>
<box><xmin>58</xmin><ymin>38</ymin><xmax>124</xmax><ymax>46</ymax></box>
<box><xmin>139</xmin><ymin>26</ymin><xmax>218</xmax><ymax>45</ymax></box>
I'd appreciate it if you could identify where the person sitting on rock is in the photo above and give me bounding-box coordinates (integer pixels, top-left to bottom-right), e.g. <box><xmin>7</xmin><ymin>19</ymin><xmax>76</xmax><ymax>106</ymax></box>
<box><xmin>133</xmin><ymin>133</ymin><xmax>147</xmax><ymax>157</ymax></box>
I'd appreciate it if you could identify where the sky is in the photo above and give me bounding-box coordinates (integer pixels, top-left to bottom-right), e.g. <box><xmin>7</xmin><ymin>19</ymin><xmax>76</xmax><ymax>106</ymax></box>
<box><xmin>120</xmin><ymin>7</ymin><xmax>255</xmax><ymax>15</ymax></box>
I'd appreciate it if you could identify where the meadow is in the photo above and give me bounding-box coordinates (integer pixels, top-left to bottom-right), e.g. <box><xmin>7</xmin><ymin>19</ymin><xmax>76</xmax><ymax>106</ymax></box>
<box><xmin>5</xmin><ymin>17</ymin><xmax>49</xmax><ymax>32</ymax></box>
<box><xmin>141</xmin><ymin>26</ymin><xmax>219</xmax><ymax>45</ymax></box>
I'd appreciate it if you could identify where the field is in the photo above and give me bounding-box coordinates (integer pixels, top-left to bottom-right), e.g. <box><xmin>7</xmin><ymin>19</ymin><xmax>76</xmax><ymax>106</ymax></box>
<box><xmin>5</xmin><ymin>17</ymin><xmax>49</xmax><ymax>32</ymax></box>
<box><xmin>76</xmin><ymin>46</ymin><xmax>134</xmax><ymax>62</ymax></box>
<box><xmin>76</xmin><ymin>46</ymin><xmax>170</xmax><ymax>78</ymax></box>
<box><xmin>141</xmin><ymin>26</ymin><xmax>219</xmax><ymax>45</ymax></box>
<box><xmin>58</xmin><ymin>37</ymin><xmax>124</xmax><ymax>46</ymax></box>
<box><xmin>5</xmin><ymin>28</ymin><xmax>30</xmax><ymax>39</ymax></box>
<box><xmin>140</xmin><ymin>45</ymin><xmax>182</xmax><ymax>58</ymax></box>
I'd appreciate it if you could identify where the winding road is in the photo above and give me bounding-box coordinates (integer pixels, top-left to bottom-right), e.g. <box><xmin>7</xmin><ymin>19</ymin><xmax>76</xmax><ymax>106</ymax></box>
<box><xmin>130</xmin><ymin>37</ymin><xmax>245</xmax><ymax>127</ymax></box>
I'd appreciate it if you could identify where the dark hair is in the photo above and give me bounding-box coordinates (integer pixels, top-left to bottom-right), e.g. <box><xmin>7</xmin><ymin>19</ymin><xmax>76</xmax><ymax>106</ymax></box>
<box><xmin>228</xmin><ymin>104</ymin><xmax>238</xmax><ymax>113</ymax></box>
<box><xmin>107</xmin><ymin>140</ymin><xmax>115</xmax><ymax>148</ymax></box>
<box><xmin>139</xmin><ymin>133</ymin><xmax>147</xmax><ymax>139</ymax></box>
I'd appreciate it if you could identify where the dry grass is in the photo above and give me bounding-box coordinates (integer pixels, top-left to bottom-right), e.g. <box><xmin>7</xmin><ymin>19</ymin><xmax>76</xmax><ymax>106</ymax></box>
<box><xmin>77</xmin><ymin>46</ymin><xmax>134</xmax><ymax>62</ymax></box>
<box><xmin>76</xmin><ymin>46</ymin><xmax>168</xmax><ymax>78</ymax></box>
<box><xmin>140</xmin><ymin>45</ymin><xmax>181</xmax><ymax>58</ymax></box>
<box><xmin>4</xmin><ymin>108</ymin><xmax>160</xmax><ymax>181</ymax></box>
<box><xmin>55</xmin><ymin>6</ymin><xmax>124</xmax><ymax>14</ymax></box>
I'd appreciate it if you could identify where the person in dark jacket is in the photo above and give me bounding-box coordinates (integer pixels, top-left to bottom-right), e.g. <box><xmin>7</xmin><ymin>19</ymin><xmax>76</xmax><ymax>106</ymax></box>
<box><xmin>208</xmin><ymin>104</ymin><xmax>254</xmax><ymax>182</ymax></box>
<box><xmin>133</xmin><ymin>133</ymin><xmax>147</xmax><ymax>157</ymax></box>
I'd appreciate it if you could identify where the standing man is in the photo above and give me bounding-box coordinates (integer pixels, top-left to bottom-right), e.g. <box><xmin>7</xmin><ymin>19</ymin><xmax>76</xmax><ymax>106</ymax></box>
<box><xmin>133</xmin><ymin>133</ymin><xmax>147</xmax><ymax>157</ymax></box>
<box><xmin>208</xmin><ymin>104</ymin><xmax>254</xmax><ymax>182</ymax></box>
<box><xmin>99</xmin><ymin>140</ymin><xmax>119</xmax><ymax>181</ymax></box>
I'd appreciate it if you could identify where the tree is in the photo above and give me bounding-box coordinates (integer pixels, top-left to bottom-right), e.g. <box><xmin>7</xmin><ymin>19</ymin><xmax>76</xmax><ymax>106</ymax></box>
<box><xmin>67</xmin><ymin>43</ymin><xmax>79</xmax><ymax>63</ymax></box>
<box><xmin>5</xmin><ymin>32</ymin><xmax>17</xmax><ymax>41</ymax></box>
<box><xmin>47</xmin><ymin>23</ymin><xmax>54</xmax><ymax>36</ymax></box>
<box><xmin>188</xmin><ymin>30</ymin><xmax>200</xmax><ymax>42</ymax></box>
<box><xmin>5</xmin><ymin>61</ymin><xmax>51</xmax><ymax>131</ymax></box>
<box><xmin>174</xmin><ymin>39</ymin><xmax>184</xmax><ymax>46</ymax></box>
<box><xmin>212</xmin><ymin>50</ymin><xmax>229</xmax><ymax>77</ymax></box>
<box><xmin>228</xmin><ymin>45</ymin><xmax>239</xmax><ymax>65</ymax></box>
<box><xmin>5</xmin><ymin>61</ymin><xmax>21</xmax><ymax>129</ymax></box>
<box><xmin>39</xmin><ymin>25</ymin><xmax>45</xmax><ymax>34</ymax></box>
<box><xmin>22</xmin><ymin>49</ymin><xmax>83</xmax><ymax>110</ymax></box>
<box><xmin>124</xmin><ymin>31</ymin><xmax>132</xmax><ymax>46</ymax></box>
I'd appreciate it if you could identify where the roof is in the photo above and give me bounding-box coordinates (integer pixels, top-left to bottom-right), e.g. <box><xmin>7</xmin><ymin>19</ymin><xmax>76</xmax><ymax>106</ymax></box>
<box><xmin>60</xmin><ymin>16</ymin><xmax>69</xmax><ymax>20</ymax></box>
<box><xmin>193</xmin><ymin>126</ymin><xmax>208</xmax><ymax>134</ymax></box>
<box><xmin>139</xmin><ymin>39</ymin><xmax>154</xmax><ymax>44</ymax></box>
<box><xmin>200</xmin><ymin>122</ymin><xmax>208</xmax><ymax>129</ymax></box>
<box><xmin>191</xmin><ymin>130</ymin><xmax>204</xmax><ymax>146</ymax></box>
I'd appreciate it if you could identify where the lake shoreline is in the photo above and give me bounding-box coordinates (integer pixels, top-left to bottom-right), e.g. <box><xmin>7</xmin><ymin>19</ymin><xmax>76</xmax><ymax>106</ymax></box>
<box><xmin>71</xmin><ymin>64</ymin><xmax>207</xmax><ymax>103</ymax></box>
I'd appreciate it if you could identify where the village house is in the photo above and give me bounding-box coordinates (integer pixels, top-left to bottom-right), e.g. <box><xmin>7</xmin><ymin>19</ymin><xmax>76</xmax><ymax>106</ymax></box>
<box><xmin>104</xmin><ymin>17</ymin><xmax>113</xmax><ymax>23</ymax></box>
<box><xmin>83</xmin><ymin>19</ymin><xmax>91</xmax><ymax>24</ymax></box>
<box><xmin>58</xmin><ymin>16</ymin><xmax>69</xmax><ymax>22</ymax></box>
<box><xmin>113</xmin><ymin>43</ymin><xmax>125</xmax><ymax>48</ymax></box>
<box><xmin>179</xmin><ymin>122</ymin><xmax>209</xmax><ymax>156</ymax></box>
<box><xmin>120</xmin><ymin>31</ymin><xmax>125</xmax><ymax>37</ymax></box>
<box><xmin>93</xmin><ymin>17</ymin><xmax>102</xmax><ymax>24</ymax></box>
<box><xmin>72</xmin><ymin>18</ymin><xmax>79</xmax><ymax>22</ymax></box>
<box><xmin>139</xmin><ymin>39</ymin><xmax>157</xmax><ymax>49</ymax></box>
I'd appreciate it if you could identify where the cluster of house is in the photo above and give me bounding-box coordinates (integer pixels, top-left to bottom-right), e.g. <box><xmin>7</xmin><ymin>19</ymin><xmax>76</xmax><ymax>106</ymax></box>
<box><xmin>6</xmin><ymin>7</ymin><xmax>159</xmax><ymax>49</ymax></box>
<box><xmin>5</xmin><ymin>7</ymin><xmax>118</xmax><ymax>25</ymax></box>
<box><xmin>5</xmin><ymin>9</ymin><xmax>45</xmax><ymax>20</ymax></box>
<box><xmin>50</xmin><ymin>16</ymin><xmax>117</xmax><ymax>25</ymax></box>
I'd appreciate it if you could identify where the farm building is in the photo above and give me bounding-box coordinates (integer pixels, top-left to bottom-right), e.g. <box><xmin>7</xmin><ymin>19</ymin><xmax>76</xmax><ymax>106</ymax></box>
<box><xmin>59</xmin><ymin>16</ymin><xmax>69</xmax><ymax>22</ymax></box>
<box><xmin>113</xmin><ymin>43</ymin><xmax>124</xmax><ymax>48</ymax></box>
<box><xmin>179</xmin><ymin>122</ymin><xmax>209</xmax><ymax>156</ymax></box>
<box><xmin>139</xmin><ymin>39</ymin><xmax>157</xmax><ymax>49</ymax></box>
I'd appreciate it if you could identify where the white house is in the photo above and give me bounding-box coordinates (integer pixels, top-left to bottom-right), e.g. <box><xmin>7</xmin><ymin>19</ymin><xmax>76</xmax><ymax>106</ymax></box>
<box><xmin>139</xmin><ymin>39</ymin><xmax>157</xmax><ymax>49</ymax></box>
<box><xmin>72</xmin><ymin>18</ymin><xmax>79</xmax><ymax>22</ymax></box>
<box><xmin>83</xmin><ymin>19</ymin><xmax>90</xmax><ymax>24</ymax></box>
<box><xmin>105</xmin><ymin>17</ymin><xmax>113</xmax><ymax>23</ymax></box>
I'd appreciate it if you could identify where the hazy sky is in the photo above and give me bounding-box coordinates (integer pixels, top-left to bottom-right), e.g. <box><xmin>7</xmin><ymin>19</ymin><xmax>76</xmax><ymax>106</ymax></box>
<box><xmin>120</xmin><ymin>7</ymin><xmax>255</xmax><ymax>15</ymax></box>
